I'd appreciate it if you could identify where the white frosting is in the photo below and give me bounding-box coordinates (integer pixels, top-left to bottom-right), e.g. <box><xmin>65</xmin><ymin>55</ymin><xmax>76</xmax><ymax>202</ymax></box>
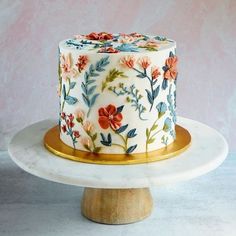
<box><xmin>58</xmin><ymin>33</ymin><xmax>178</xmax><ymax>154</ymax></box>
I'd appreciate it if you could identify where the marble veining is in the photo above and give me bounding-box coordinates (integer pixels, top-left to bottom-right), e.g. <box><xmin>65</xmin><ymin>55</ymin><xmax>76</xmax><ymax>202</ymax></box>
<box><xmin>8</xmin><ymin>117</ymin><xmax>228</xmax><ymax>188</ymax></box>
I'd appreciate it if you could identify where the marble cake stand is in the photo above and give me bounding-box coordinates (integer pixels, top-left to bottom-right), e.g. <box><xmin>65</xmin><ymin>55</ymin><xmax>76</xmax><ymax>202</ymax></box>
<box><xmin>8</xmin><ymin>117</ymin><xmax>228</xmax><ymax>224</ymax></box>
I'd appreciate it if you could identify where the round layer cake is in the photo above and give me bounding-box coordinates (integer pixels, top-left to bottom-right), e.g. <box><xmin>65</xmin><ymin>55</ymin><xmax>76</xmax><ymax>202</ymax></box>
<box><xmin>58</xmin><ymin>32</ymin><xmax>178</xmax><ymax>154</ymax></box>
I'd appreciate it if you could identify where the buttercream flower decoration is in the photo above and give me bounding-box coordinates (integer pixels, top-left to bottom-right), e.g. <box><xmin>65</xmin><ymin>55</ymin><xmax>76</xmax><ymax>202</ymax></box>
<box><xmin>75</xmin><ymin>55</ymin><xmax>88</xmax><ymax>72</ymax></box>
<box><xmin>60</xmin><ymin>53</ymin><xmax>77</xmax><ymax>79</ymax></box>
<box><xmin>60</xmin><ymin>53</ymin><xmax>72</xmax><ymax>74</ymax></box>
<box><xmin>75</xmin><ymin>109</ymin><xmax>85</xmax><ymax>123</ymax></box>
<box><xmin>73</xmin><ymin>131</ymin><xmax>80</xmax><ymax>138</ymax></box>
<box><xmin>98</xmin><ymin>47</ymin><xmax>119</xmax><ymax>53</ymax></box>
<box><xmin>120</xmin><ymin>55</ymin><xmax>135</xmax><ymax>68</ymax></box>
<box><xmin>83</xmin><ymin>121</ymin><xmax>94</xmax><ymax>133</ymax></box>
<box><xmin>118</xmin><ymin>35</ymin><xmax>136</xmax><ymax>44</ymax></box>
<box><xmin>163</xmin><ymin>55</ymin><xmax>178</xmax><ymax>80</ymax></box>
<box><xmin>80</xmin><ymin>137</ymin><xmax>92</xmax><ymax>149</ymax></box>
<box><xmin>151</xmin><ymin>66</ymin><xmax>161</xmax><ymax>80</ymax></box>
<box><xmin>138</xmin><ymin>56</ymin><xmax>151</xmax><ymax>69</ymax></box>
<box><xmin>137</xmin><ymin>39</ymin><xmax>160</xmax><ymax>51</ymax></box>
<box><xmin>85</xmin><ymin>32</ymin><xmax>113</xmax><ymax>40</ymax></box>
<box><xmin>98</xmin><ymin>104</ymin><xmax>123</xmax><ymax>130</ymax></box>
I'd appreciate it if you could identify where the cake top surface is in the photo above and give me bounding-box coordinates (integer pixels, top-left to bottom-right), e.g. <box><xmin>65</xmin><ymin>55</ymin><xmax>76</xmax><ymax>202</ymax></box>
<box><xmin>59</xmin><ymin>32</ymin><xmax>176</xmax><ymax>54</ymax></box>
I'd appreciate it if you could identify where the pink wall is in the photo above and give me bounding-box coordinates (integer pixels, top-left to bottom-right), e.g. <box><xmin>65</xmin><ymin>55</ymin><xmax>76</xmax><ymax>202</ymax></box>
<box><xmin>0</xmin><ymin>0</ymin><xmax>236</xmax><ymax>151</ymax></box>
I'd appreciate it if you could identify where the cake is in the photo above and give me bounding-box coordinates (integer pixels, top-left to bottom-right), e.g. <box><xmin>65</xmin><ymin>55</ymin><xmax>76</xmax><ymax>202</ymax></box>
<box><xmin>58</xmin><ymin>32</ymin><xmax>178</xmax><ymax>154</ymax></box>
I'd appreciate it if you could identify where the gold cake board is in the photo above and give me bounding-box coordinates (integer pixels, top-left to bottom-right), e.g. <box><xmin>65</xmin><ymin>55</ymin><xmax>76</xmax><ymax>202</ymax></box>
<box><xmin>44</xmin><ymin>125</ymin><xmax>191</xmax><ymax>165</ymax></box>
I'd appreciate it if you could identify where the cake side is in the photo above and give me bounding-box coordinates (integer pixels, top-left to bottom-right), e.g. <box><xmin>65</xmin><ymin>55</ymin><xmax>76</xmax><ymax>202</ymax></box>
<box><xmin>58</xmin><ymin>33</ymin><xmax>178</xmax><ymax>154</ymax></box>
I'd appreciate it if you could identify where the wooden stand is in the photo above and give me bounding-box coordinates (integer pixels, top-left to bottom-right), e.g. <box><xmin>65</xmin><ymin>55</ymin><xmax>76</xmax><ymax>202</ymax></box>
<box><xmin>81</xmin><ymin>187</ymin><xmax>153</xmax><ymax>224</ymax></box>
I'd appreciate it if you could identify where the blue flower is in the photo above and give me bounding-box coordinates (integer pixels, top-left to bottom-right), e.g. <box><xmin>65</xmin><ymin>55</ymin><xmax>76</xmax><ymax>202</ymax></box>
<box><xmin>156</xmin><ymin>102</ymin><xmax>167</xmax><ymax>118</ymax></box>
<box><xmin>115</xmin><ymin>43</ymin><xmax>138</xmax><ymax>52</ymax></box>
<box><xmin>163</xmin><ymin>118</ymin><xmax>172</xmax><ymax>132</ymax></box>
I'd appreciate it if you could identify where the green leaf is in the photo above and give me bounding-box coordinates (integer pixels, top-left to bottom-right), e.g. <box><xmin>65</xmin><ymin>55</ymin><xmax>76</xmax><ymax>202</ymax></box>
<box><xmin>102</xmin><ymin>68</ymin><xmax>127</xmax><ymax>91</ymax></box>
<box><xmin>93</xmin><ymin>147</ymin><xmax>101</xmax><ymax>153</ymax></box>
<box><xmin>148</xmin><ymin>138</ymin><xmax>155</xmax><ymax>144</ymax></box>
<box><xmin>82</xmin><ymin>94</ymin><xmax>90</xmax><ymax>107</ymax></box>
<box><xmin>92</xmin><ymin>133</ymin><xmax>97</xmax><ymax>141</ymax></box>
<box><xmin>151</xmin><ymin>124</ymin><xmax>158</xmax><ymax>131</ymax></box>
<box><xmin>146</xmin><ymin>128</ymin><xmax>149</xmax><ymax>137</ymax></box>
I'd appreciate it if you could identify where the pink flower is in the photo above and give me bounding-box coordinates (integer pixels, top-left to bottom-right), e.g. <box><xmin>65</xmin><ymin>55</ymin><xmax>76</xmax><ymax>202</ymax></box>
<box><xmin>61</xmin><ymin>125</ymin><xmax>67</xmax><ymax>133</ymax></box>
<box><xmin>137</xmin><ymin>39</ymin><xmax>160</xmax><ymax>49</ymax></box>
<box><xmin>138</xmin><ymin>56</ymin><xmax>151</xmax><ymax>69</ymax></box>
<box><xmin>98</xmin><ymin>47</ymin><xmax>119</xmax><ymax>53</ymax></box>
<box><xmin>164</xmin><ymin>56</ymin><xmax>178</xmax><ymax>80</ymax></box>
<box><xmin>118</xmin><ymin>35</ymin><xmax>136</xmax><ymax>44</ymax></box>
<box><xmin>73</xmin><ymin>130</ymin><xmax>80</xmax><ymax>138</ymax></box>
<box><xmin>81</xmin><ymin>137</ymin><xmax>92</xmax><ymax>149</ymax></box>
<box><xmin>120</xmin><ymin>56</ymin><xmax>135</xmax><ymax>68</ymax></box>
<box><xmin>60</xmin><ymin>53</ymin><xmax>72</xmax><ymax>74</ymax></box>
<box><xmin>75</xmin><ymin>55</ymin><xmax>88</xmax><ymax>72</ymax></box>
<box><xmin>83</xmin><ymin>121</ymin><xmax>94</xmax><ymax>133</ymax></box>
<box><xmin>151</xmin><ymin>66</ymin><xmax>161</xmax><ymax>80</ymax></box>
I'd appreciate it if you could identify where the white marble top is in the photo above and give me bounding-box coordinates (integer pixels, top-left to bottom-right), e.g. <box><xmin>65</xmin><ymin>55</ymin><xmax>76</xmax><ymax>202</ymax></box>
<box><xmin>8</xmin><ymin>117</ymin><xmax>228</xmax><ymax>188</ymax></box>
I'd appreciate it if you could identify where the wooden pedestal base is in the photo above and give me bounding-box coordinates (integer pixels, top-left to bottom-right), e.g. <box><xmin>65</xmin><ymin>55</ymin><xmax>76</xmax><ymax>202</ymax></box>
<box><xmin>81</xmin><ymin>187</ymin><xmax>153</xmax><ymax>224</ymax></box>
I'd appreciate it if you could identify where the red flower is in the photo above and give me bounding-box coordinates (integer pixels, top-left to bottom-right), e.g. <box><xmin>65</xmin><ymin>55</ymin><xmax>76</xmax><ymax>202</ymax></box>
<box><xmin>151</xmin><ymin>66</ymin><xmax>161</xmax><ymax>80</ymax></box>
<box><xmin>75</xmin><ymin>55</ymin><xmax>88</xmax><ymax>72</ymax></box>
<box><xmin>86</xmin><ymin>32</ymin><xmax>113</xmax><ymax>41</ymax></box>
<box><xmin>98</xmin><ymin>32</ymin><xmax>113</xmax><ymax>40</ymax></box>
<box><xmin>98</xmin><ymin>47</ymin><xmax>119</xmax><ymax>53</ymax></box>
<box><xmin>61</xmin><ymin>125</ymin><xmax>67</xmax><ymax>133</ymax></box>
<box><xmin>61</xmin><ymin>112</ymin><xmax>66</xmax><ymax>120</ymax></box>
<box><xmin>73</xmin><ymin>131</ymin><xmax>80</xmax><ymax>138</ymax></box>
<box><xmin>98</xmin><ymin>104</ymin><xmax>123</xmax><ymax>130</ymax></box>
<box><xmin>67</xmin><ymin>114</ymin><xmax>74</xmax><ymax>121</ymax></box>
<box><xmin>164</xmin><ymin>56</ymin><xmax>178</xmax><ymax>80</ymax></box>
<box><xmin>66</xmin><ymin>119</ymin><xmax>75</xmax><ymax>128</ymax></box>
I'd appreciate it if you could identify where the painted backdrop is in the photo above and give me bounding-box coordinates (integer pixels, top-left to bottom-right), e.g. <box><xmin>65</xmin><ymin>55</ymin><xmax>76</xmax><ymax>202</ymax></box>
<box><xmin>0</xmin><ymin>0</ymin><xmax>235</xmax><ymax>151</ymax></box>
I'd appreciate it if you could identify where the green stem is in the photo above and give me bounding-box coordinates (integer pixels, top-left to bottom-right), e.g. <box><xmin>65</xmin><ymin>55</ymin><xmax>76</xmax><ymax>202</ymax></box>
<box><xmin>112</xmin><ymin>143</ymin><xmax>126</xmax><ymax>151</ymax></box>
<box><xmin>87</xmin><ymin>107</ymin><xmax>91</xmax><ymax>118</ymax></box>
<box><xmin>133</xmin><ymin>67</ymin><xmax>154</xmax><ymax>111</ymax></box>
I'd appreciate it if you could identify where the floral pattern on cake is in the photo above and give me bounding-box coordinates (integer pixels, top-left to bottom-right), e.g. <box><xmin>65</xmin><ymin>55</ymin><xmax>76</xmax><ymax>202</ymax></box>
<box><xmin>58</xmin><ymin>34</ymin><xmax>178</xmax><ymax>155</ymax></box>
<box><xmin>120</xmin><ymin>55</ymin><xmax>161</xmax><ymax>111</ymax></box>
<box><xmin>64</xmin><ymin>32</ymin><xmax>172</xmax><ymax>53</ymax></box>
<box><xmin>99</xmin><ymin>104</ymin><xmax>138</xmax><ymax>154</ymax></box>
<box><xmin>162</xmin><ymin>51</ymin><xmax>178</xmax><ymax>90</ymax></box>
<box><xmin>60</xmin><ymin>113</ymin><xmax>80</xmax><ymax>148</ymax></box>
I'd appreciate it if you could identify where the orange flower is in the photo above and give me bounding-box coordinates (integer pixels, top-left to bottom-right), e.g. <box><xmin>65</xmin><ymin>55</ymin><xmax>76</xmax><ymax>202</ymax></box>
<box><xmin>120</xmin><ymin>56</ymin><xmax>135</xmax><ymax>68</ymax></box>
<box><xmin>98</xmin><ymin>47</ymin><xmax>119</xmax><ymax>53</ymax></box>
<box><xmin>75</xmin><ymin>109</ymin><xmax>84</xmax><ymax>122</ymax></box>
<box><xmin>138</xmin><ymin>56</ymin><xmax>151</xmax><ymax>69</ymax></box>
<box><xmin>98</xmin><ymin>104</ymin><xmax>123</xmax><ymax>130</ymax></box>
<box><xmin>164</xmin><ymin>56</ymin><xmax>178</xmax><ymax>80</ymax></box>
<box><xmin>60</xmin><ymin>53</ymin><xmax>72</xmax><ymax>74</ymax></box>
<box><xmin>80</xmin><ymin>137</ymin><xmax>92</xmax><ymax>148</ymax></box>
<box><xmin>151</xmin><ymin>66</ymin><xmax>161</xmax><ymax>80</ymax></box>
<box><xmin>83</xmin><ymin>121</ymin><xmax>94</xmax><ymax>133</ymax></box>
<box><xmin>86</xmin><ymin>32</ymin><xmax>113</xmax><ymax>40</ymax></box>
<box><xmin>75</xmin><ymin>55</ymin><xmax>88</xmax><ymax>72</ymax></box>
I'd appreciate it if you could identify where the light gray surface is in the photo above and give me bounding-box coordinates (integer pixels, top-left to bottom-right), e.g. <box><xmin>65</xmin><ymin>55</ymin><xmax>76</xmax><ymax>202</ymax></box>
<box><xmin>0</xmin><ymin>151</ymin><xmax>236</xmax><ymax>236</ymax></box>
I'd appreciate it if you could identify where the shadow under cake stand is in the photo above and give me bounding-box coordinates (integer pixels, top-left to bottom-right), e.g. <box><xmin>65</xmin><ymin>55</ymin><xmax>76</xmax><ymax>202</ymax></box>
<box><xmin>8</xmin><ymin>117</ymin><xmax>228</xmax><ymax>224</ymax></box>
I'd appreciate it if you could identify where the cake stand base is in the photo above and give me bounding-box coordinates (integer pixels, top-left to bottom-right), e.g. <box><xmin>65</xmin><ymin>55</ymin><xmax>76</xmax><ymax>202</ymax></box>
<box><xmin>81</xmin><ymin>187</ymin><xmax>153</xmax><ymax>224</ymax></box>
